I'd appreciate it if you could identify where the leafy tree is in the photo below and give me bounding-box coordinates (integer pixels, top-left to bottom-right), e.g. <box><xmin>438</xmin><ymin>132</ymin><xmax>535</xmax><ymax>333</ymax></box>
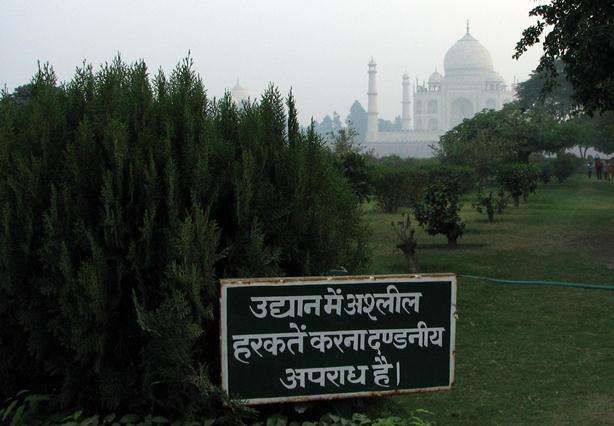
<box><xmin>587</xmin><ymin>111</ymin><xmax>614</xmax><ymax>154</ymax></box>
<box><xmin>437</xmin><ymin>103</ymin><xmax>563</xmax><ymax>179</ymax></box>
<box><xmin>372</xmin><ymin>164</ymin><xmax>425</xmax><ymax>213</ymax></box>
<box><xmin>516</xmin><ymin>60</ymin><xmax>576</xmax><ymax>121</ymax></box>
<box><xmin>413</xmin><ymin>181</ymin><xmax>465</xmax><ymax>248</ymax></box>
<box><xmin>514</xmin><ymin>0</ymin><xmax>614</xmax><ymax>114</ymax></box>
<box><xmin>0</xmin><ymin>57</ymin><xmax>367</xmax><ymax>419</ymax></box>
<box><xmin>473</xmin><ymin>189</ymin><xmax>508</xmax><ymax>223</ymax></box>
<box><xmin>552</xmin><ymin>152</ymin><xmax>577</xmax><ymax>183</ymax></box>
<box><xmin>497</xmin><ymin>163</ymin><xmax>538</xmax><ymax>207</ymax></box>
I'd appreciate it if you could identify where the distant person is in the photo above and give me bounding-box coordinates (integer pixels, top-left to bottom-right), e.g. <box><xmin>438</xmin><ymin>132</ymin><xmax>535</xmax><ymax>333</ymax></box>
<box><xmin>607</xmin><ymin>160</ymin><xmax>613</xmax><ymax>182</ymax></box>
<box><xmin>586</xmin><ymin>159</ymin><xmax>593</xmax><ymax>179</ymax></box>
<box><xmin>595</xmin><ymin>158</ymin><xmax>603</xmax><ymax>180</ymax></box>
<box><xmin>605</xmin><ymin>160</ymin><xmax>611</xmax><ymax>181</ymax></box>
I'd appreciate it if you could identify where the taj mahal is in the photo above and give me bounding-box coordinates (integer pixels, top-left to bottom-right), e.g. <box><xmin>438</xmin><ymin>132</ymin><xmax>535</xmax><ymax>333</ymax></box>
<box><xmin>364</xmin><ymin>24</ymin><xmax>515</xmax><ymax>158</ymax></box>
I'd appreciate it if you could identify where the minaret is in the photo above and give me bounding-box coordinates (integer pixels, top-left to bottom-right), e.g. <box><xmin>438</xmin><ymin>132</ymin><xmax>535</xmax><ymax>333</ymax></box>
<box><xmin>401</xmin><ymin>71</ymin><xmax>411</xmax><ymax>131</ymax></box>
<box><xmin>366</xmin><ymin>58</ymin><xmax>378</xmax><ymax>142</ymax></box>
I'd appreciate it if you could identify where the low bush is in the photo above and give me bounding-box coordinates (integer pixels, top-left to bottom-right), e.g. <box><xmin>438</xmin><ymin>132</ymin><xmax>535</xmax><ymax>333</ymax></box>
<box><xmin>419</xmin><ymin>163</ymin><xmax>476</xmax><ymax>194</ymax></box>
<box><xmin>497</xmin><ymin>163</ymin><xmax>538</xmax><ymax>207</ymax></box>
<box><xmin>372</xmin><ymin>164</ymin><xmax>425</xmax><ymax>213</ymax></box>
<box><xmin>553</xmin><ymin>152</ymin><xmax>577</xmax><ymax>182</ymax></box>
<box><xmin>391</xmin><ymin>213</ymin><xmax>420</xmax><ymax>273</ymax></box>
<box><xmin>413</xmin><ymin>180</ymin><xmax>465</xmax><ymax>248</ymax></box>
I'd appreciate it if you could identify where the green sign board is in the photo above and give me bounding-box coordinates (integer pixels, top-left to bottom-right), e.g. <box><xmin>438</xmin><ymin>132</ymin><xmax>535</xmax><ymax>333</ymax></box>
<box><xmin>220</xmin><ymin>274</ymin><xmax>456</xmax><ymax>404</ymax></box>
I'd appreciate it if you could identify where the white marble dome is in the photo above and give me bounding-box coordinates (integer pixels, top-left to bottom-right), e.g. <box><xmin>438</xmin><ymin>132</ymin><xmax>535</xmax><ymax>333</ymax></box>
<box><xmin>444</xmin><ymin>32</ymin><xmax>494</xmax><ymax>75</ymax></box>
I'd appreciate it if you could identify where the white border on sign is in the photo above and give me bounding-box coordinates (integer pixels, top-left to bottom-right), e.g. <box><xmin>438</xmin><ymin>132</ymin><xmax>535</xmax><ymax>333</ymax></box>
<box><xmin>219</xmin><ymin>273</ymin><xmax>457</xmax><ymax>405</ymax></box>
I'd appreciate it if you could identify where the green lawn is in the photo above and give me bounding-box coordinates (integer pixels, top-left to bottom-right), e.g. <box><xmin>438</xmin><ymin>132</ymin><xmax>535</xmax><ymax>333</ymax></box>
<box><xmin>365</xmin><ymin>175</ymin><xmax>614</xmax><ymax>425</ymax></box>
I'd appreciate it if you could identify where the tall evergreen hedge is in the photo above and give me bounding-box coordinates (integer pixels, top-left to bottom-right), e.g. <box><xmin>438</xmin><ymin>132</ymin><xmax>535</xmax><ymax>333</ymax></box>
<box><xmin>0</xmin><ymin>57</ymin><xmax>367</xmax><ymax>418</ymax></box>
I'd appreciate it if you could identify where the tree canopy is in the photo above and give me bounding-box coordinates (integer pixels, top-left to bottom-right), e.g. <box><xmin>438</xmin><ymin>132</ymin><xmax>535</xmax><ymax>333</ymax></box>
<box><xmin>514</xmin><ymin>0</ymin><xmax>614</xmax><ymax>114</ymax></box>
<box><xmin>436</xmin><ymin>103</ymin><xmax>563</xmax><ymax>178</ymax></box>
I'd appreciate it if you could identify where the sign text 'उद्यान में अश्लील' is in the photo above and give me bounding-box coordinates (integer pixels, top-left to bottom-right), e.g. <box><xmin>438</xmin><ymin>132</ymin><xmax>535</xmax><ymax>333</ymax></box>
<box><xmin>248</xmin><ymin>284</ymin><xmax>421</xmax><ymax>320</ymax></box>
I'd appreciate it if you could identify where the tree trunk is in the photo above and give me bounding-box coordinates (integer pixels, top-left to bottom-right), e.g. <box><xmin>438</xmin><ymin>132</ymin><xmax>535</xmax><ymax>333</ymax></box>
<box><xmin>513</xmin><ymin>196</ymin><xmax>520</xmax><ymax>207</ymax></box>
<box><xmin>447</xmin><ymin>236</ymin><xmax>458</xmax><ymax>249</ymax></box>
<box><xmin>487</xmin><ymin>209</ymin><xmax>495</xmax><ymax>223</ymax></box>
<box><xmin>404</xmin><ymin>253</ymin><xmax>421</xmax><ymax>273</ymax></box>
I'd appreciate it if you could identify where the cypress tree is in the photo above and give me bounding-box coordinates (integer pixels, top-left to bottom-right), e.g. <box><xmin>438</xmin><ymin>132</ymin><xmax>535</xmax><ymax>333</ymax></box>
<box><xmin>0</xmin><ymin>56</ymin><xmax>368</xmax><ymax>419</ymax></box>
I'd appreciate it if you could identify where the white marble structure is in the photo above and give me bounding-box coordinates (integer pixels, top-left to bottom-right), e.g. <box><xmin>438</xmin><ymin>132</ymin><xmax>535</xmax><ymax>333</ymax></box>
<box><xmin>230</xmin><ymin>79</ymin><xmax>250</xmax><ymax>105</ymax></box>
<box><xmin>364</xmin><ymin>25</ymin><xmax>515</xmax><ymax>158</ymax></box>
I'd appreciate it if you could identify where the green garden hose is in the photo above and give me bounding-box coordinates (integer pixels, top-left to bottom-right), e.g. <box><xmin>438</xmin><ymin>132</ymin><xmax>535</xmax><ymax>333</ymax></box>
<box><xmin>460</xmin><ymin>274</ymin><xmax>614</xmax><ymax>291</ymax></box>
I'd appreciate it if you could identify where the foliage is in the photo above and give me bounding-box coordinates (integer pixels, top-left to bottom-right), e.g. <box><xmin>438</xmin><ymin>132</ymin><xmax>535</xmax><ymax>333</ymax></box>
<box><xmin>507</xmin><ymin>58</ymin><xmax>613</xmax><ymax>156</ymax></box>
<box><xmin>514</xmin><ymin>0</ymin><xmax>614</xmax><ymax>114</ymax></box>
<box><xmin>331</xmin><ymin>127</ymin><xmax>372</xmax><ymax>202</ymax></box>
<box><xmin>370</xmin><ymin>157</ymin><xmax>474</xmax><ymax>214</ymax></box>
<box><xmin>413</xmin><ymin>181</ymin><xmax>464</xmax><ymax>248</ymax></box>
<box><xmin>391</xmin><ymin>213</ymin><xmax>420</xmax><ymax>273</ymax></box>
<box><xmin>552</xmin><ymin>152</ymin><xmax>577</xmax><ymax>183</ymax></box>
<box><xmin>494</xmin><ymin>189</ymin><xmax>510</xmax><ymax>214</ymax></box>
<box><xmin>314</xmin><ymin>112</ymin><xmax>343</xmax><ymax>141</ymax></box>
<box><xmin>472</xmin><ymin>189</ymin><xmax>509</xmax><ymax>223</ymax></box>
<box><xmin>313</xmin><ymin>411</ymin><xmax>432</xmax><ymax>426</ymax></box>
<box><xmin>251</xmin><ymin>411</ymin><xmax>432</xmax><ymax>426</ymax></box>
<box><xmin>516</xmin><ymin>60</ymin><xmax>576</xmax><ymax>121</ymax></box>
<box><xmin>418</xmin><ymin>163</ymin><xmax>476</xmax><ymax>194</ymax></box>
<box><xmin>497</xmin><ymin>163</ymin><xmax>539</xmax><ymax>207</ymax></box>
<box><xmin>583</xmin><ymin>111</ymin><xmax>614</xmax><ymax>155</ymax></box>
<box><xmin>371</xmin><ymin>165</ymin><xmax>424</xmax><ymax>213</ymax></box>
<box><xmin>0</xmin><ymin>57</ymin><xmax>367</xmax><ymax>419</ymax></box>
<box><xmin>436</xmin><ymin>103</ymin><xmax>563</xmax><ymax>179</ymax></box>
<box><xmin>0</xmin><ymin>391</ymin><xmax>177</xmax><ymax>426</ymax></box>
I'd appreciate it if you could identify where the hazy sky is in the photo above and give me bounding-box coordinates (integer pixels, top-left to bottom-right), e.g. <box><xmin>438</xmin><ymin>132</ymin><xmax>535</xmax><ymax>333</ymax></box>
<box><xmin>1</xmin><ymin>0</ymin><xmax>545</xmax><ymax>124</ymax></box>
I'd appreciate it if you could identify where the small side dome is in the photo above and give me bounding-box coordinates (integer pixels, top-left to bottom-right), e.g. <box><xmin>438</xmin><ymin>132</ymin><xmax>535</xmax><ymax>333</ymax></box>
<box><xmin>428</xmin><ymin>70</ymin><xmax>443</xmax><ymax>85</ymax></box>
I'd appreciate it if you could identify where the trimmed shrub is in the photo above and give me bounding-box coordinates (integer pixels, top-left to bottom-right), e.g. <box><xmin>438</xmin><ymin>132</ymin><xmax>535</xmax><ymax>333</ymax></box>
<box><xmin>372</xmin><ymin>164</ymin><xmax>425</xmax><ymax>213</ymax></box>
<box><xmin>413</xmin><ymin>180</ymin><xmax>465</xmax><ymax>248</ymax></box>
<box><xmin>420</xmin><ymin>163</ymin><xmax>477</xmax><ymax>194</ymax></box>
<box><xmin>497</xmin><ymin>163</ymin><xmax>538</xmax><ymax>207</ymax></box>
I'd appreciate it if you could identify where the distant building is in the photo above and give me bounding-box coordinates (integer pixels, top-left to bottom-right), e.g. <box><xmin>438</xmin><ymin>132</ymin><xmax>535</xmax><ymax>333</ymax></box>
<box><xmin>230</xmin><ymin>79</ymin><xmax>250</xmax><ymax>105</ymax></box>
<box><xmin>365</xmin><ymin>24</ymin><xmax>515</xmax><ymax>158</ymax></box>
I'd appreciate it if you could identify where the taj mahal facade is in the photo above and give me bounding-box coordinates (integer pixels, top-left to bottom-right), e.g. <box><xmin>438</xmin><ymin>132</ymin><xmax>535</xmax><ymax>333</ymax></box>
<box><xmin>364</xmin><ymin>26</ymin><xmax>515</xmax><ymax>158</ymax></box>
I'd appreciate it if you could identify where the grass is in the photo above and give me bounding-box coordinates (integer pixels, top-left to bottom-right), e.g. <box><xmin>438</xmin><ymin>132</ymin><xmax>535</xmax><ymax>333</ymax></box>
<box><xmin>365</xmin><ymin>175</ymin><xmax>614</xmax><ymax>425</ymax></box>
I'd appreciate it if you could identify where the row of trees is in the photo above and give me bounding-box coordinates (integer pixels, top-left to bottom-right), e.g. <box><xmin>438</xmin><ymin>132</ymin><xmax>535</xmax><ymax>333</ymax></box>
<box><xmin>0</xmin><ymin>57</ymin><xmax>368</xmax><ymax>420</ymax></box>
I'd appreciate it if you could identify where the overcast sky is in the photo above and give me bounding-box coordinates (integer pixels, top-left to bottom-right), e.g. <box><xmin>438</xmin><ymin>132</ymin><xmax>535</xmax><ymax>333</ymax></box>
<box><xmin>1</xmin><ymin>0</ymin><xmax>545</xmax><ymax>124</ymax></box>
